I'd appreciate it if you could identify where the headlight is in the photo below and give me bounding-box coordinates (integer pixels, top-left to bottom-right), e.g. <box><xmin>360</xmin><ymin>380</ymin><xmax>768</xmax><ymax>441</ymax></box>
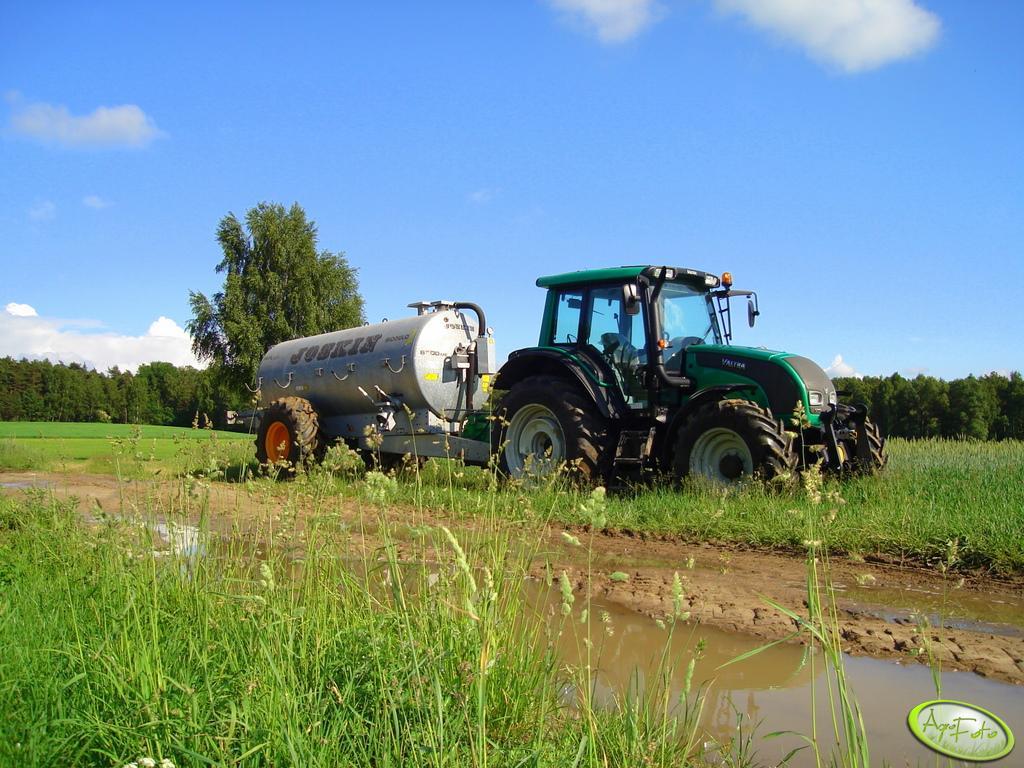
<box><xmin>808</xmin><ymin>391</ymin><xmax>824</xmax><ymax>407</ymax></box>
<box><xmin>828</xmin><ymin>390</ymin><xmax>838</xmax><ymax>405</ymax></box>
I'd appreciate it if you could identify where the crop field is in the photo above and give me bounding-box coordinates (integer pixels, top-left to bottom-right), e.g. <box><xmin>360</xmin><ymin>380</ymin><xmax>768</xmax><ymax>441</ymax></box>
<box><xmin>0</xmin><ymin>422</ymin><xmax>252</xmax><ymax>476</ymax></box>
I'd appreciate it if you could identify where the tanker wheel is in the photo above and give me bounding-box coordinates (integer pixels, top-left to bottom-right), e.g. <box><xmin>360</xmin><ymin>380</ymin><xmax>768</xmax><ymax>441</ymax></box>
<box><xmin>673</xmin><ymin>398</ymin><xmax>796</xmax><ymax>484</ymax></box>
<box><xmin>493</xmin><ymin>375</ymin><xmax>610</xmax><ymax>483</ymax></box>
<box><xmin>255</xmin><ymin>396</ymin><xmax>322</xmax><ymax>472</ymax></box>
<box><xmin>847</xmin><ymin>418</ymin><xmax>888</xmax><ymax>475</ymax></box>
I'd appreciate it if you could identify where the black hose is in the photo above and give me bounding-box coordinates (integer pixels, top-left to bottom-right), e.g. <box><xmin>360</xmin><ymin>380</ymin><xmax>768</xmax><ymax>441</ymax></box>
<box><xmin>453</xmin><ymin>302</ymin><xmax>487</xmax><ymax>336</ymax></box>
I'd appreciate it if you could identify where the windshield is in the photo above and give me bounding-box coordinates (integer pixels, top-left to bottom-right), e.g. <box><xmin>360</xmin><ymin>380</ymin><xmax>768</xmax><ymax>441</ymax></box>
<box><xmin>655</xmin><ymin>281</ymin><xmax>722</xmax><ymax>347</ymax></box>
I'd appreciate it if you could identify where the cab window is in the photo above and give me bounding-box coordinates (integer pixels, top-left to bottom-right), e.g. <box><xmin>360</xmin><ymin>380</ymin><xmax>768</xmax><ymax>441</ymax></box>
<box><xmin>552</xmin><ymin>289</ymin><xmax>583</xmax><ymax>344</ymax></box>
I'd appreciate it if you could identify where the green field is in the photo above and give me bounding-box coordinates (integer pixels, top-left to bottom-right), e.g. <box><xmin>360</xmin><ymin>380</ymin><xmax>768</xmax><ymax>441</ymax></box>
<box><xmin>1</xmin><ymin>423</ymin><xmax>1022</xmax><ymax>574</ymax></box>
<box><xmin>0</xmin><ymin>421</ymin><xmax>252</xmax><ymax>476</ymax></box>
<box><xmin>0</xmin><ymin>421</ymin><xmax>250</xmax><ymax>440</ymax></box>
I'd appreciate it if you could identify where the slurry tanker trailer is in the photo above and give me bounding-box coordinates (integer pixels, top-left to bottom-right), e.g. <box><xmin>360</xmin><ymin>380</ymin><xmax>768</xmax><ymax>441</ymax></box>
<box><xmin>254</xmin><ymin>267</ymin><xmax>886</xmax><ymax>484</ymax></box>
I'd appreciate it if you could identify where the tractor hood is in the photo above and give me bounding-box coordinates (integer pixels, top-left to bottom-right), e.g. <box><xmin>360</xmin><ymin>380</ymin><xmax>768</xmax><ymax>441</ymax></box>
<box><xmin>689</xmin><ymin>345</ymin><xmax>837</xmax><ymax>418</ymax></box>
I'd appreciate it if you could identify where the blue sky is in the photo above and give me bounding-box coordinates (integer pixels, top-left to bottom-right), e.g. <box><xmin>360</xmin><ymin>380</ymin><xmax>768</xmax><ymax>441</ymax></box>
<box><xmin>1</xmin><ymin>1</ymin><xmax>1021</xmax><ymax>378</ymax></box>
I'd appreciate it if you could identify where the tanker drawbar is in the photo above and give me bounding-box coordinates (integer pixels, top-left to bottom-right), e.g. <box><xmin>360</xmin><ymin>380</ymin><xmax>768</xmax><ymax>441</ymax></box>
<box><xmin>256</xmin><ymin>300</ymin><xmax>496</xmax><ymax>464</ymax></box>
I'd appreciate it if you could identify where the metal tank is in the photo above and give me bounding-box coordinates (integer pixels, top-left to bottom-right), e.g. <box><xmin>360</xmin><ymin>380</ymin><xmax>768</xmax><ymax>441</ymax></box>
<box><xmin>256</xmin><ymin>302</ymin><xmax>496</xmax><ymax>448</ymax></box>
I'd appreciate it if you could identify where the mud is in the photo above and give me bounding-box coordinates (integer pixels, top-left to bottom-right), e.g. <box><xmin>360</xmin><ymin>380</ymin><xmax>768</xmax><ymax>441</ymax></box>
<box><xmin>3</xmin><ymin>470</ymin><xmax>1023</xmax><ymax>686</ymax></box>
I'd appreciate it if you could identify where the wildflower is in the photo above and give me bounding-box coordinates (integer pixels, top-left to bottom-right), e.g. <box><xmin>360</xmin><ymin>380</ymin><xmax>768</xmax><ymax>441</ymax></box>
<box><xmin>672</xmin><ymin>571</ymin><xmax>685</xmax><ymax>617</ymax></box>
<box><xmin>685</xmin><ymin>555</ymin><xmax>696</xmax><ymax>570</ymax></box>
<box><xmin>140</xmin><ymin>759</ymin><xmax>157</xmax><ymax>768</ymax></box>
<box><xmin>655</xmin><ymin>619</ymin><xmax>666</xmax><ymax>630</ymax></box>
<box><xmin>559</xmin><ymin>571</ymin><xmax>574</xmax><ymax>616</ymax></box>
<box><xmin>579</xmin><ymin>608</ymin><xmax>589</xmax><ymax>624</ymax></box>
<box><xmin>683</xmin><ymin>657</ymin><xmax>696</xmax><ymax>697</ymax></box>
<box><xmin>159</xmin><ymin>757</ymin><xmax>175</xmax><ymax>768</ymax></box>
<box><xmin>259</xmin><ymin>561</ymin><xmax>275</xmax><ymax>592</ymax></box>
<box><xmin>580</xmin><ymin>486</ymin><xmax>607</xmax><ymax>529</ymax></box>
<box><xmin>560</xmin><ymin>531</ymin><xmax>582</xmax><ymax>547</ymax></box>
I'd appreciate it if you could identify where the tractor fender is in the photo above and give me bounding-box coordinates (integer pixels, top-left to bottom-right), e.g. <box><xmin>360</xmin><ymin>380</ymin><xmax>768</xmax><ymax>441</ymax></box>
<box><xmin>661</xmin><ymin>383</ymin><xmax>761</xmax><ymax>463</ymax></box>
<box><xmin>492</xmin><ymin>348</ymin><xmax>626</xmax><ymax>419</ymax></box>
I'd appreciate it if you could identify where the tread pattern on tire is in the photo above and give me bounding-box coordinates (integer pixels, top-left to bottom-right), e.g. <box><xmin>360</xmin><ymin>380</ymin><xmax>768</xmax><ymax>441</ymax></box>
<box><xmin>256</xmin><ymin>396</ymin><xmax>322</xmax><ymax>469</ymax></box>
<box><xmin>673</xmin><ymin>398</ymin><xmax>797</xmax><ymax>482</ymax></box>
<box><xmin>493</xmin><ymin>374</ymin><xmax>611</xmax><ymax>482</ymax></box>
<box><xmin>851</xmin><ymin>418</ymin><xmax>888</xmax><ymax>474</ymax></box>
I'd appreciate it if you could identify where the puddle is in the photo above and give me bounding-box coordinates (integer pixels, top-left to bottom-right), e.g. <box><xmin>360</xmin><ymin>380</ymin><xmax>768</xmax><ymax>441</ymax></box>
<box><xmin>1</xmin><ymin>479</ymin><xmax>53</xmax><ymax>489</ymax></box>
<box><xmin>529</xmin><ymin>584</ymin><xmax>1024</xmax><ymax>767</ymax></box>
<box><xmin>843</xmin><ymin>582</ymin><xmax>1024</xmax><ymax>637</ymax></box>
<box><xmin>149</xmin><ymin>521</ymin><xmax>204</xmax><ymax>558</ymax></box>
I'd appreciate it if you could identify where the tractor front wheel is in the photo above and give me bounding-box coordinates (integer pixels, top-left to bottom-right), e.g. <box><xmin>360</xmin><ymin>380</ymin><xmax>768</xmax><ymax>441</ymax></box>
<box><xmin>673</xmin><ymin>399</ymin><xmax>796</xmax><ymax>484</ymax></box>
<box><xmin>256</xmin><ymin>396</ymin><xmax>322</xmax><ymax>471</ymax></box>
<box><xmin>847</xmin><ymin>418</ymin><xmax>888</xmax><ymax>474</ymax></box>
<box><xmin>494</xmin><ymin>375</ymin><xmax>610</xmax><ymax>482</ymax></box>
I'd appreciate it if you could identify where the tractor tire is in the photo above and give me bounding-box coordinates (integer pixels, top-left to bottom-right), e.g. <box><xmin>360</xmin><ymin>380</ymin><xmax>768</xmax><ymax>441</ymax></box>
<box><xmin>493</xmin><ymin>375</ymin><xmax>611</xmax><ymax>483</ymax></box>
<box><xmin>255</xmin><ymin>396</ymin><xmax>322</xmax><ymax>472</ymax></box>
<box><xmin>848</xmin><ymin>418</ymin><xmax>888</xmax><ymax>474</ymax></box>
<box><xmin>673</xmin><ymin>398</ymin><xmax>797</xmax><ymax>484</ymax></box>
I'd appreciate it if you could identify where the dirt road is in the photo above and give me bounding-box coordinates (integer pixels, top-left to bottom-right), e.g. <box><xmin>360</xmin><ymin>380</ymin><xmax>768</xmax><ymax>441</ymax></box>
<box><xmin>4</xmin><ymin>470</ymin><xmax>1022</xmax><ymax>685</ymax></box>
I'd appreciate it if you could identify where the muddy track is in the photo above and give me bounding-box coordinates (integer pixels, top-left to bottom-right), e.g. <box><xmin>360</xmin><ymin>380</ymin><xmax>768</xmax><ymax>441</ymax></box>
<box><xmin>4</xmin><ymin>470</ymin><xmax>1023</xmax><ymax>685</ymax></box>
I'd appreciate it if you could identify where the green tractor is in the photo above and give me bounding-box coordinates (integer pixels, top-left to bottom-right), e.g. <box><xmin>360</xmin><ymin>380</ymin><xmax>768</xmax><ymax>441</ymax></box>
<box><xmin>491</xmin><ymin>265</ymin><xmax>886</xmax><ymax>484</ymax></box>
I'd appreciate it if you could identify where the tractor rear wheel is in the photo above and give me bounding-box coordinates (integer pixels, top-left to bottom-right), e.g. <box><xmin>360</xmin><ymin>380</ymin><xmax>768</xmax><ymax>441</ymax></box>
<box><xmin>493</xmin><ymin>375</ymin><xmax>610</xmax><ymax>482</ymax></box>
<box><xmin>673</xmin><ymin>398</ymin><xmax>796</xmax><ymax>484</ymax></box>
<box><xmin>256</xmin><ymin>396</ymin><xmax>322</xmax><ymax>471</ymax></box>
<box><xmin>848</xmin><ymin>418</ymin><xmax>887</xmax><ymax>474</ymax></box>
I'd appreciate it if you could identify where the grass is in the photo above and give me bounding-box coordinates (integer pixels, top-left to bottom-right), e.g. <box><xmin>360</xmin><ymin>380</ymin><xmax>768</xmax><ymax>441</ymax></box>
<box><xmin>0</xmin><ymin>422</ymin><xmax>251</xmax><ymax>476</ymax></box>
<box><xmin>0</xmin><ymin>421</ymin><xmax>250</xmax><ymax>440</ymax></box>
<box><xmin>379</xmin><ymin>438</ymin><xmax>1024</xmax><ymax>575</ymax></box>
<box><xmin>2</xmin><ymin>424</ymin><xmax>1022</xmax><ymax>574</ymax></box>
<box><xmin>0</xmin><ymin>438</ymin><xmax>967</xmax><ymax>767</ymax></box>
<box><xmin>0</xmin><ymin>479</ymin><xmax>720</xmax><ymax>767</ymax></box>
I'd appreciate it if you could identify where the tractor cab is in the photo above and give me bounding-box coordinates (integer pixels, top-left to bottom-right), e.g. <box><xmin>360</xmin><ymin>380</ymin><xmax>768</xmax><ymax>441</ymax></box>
<box><xmin>536</xmin><ymin>266</ymin><xmax>756</xmax><ymax>407</ymax></box>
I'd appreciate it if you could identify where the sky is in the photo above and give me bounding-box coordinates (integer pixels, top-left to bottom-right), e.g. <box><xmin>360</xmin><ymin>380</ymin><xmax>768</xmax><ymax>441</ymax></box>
<box><xmin>1</xmin><ymin>0</ymin><xmax>1021</xmax><ymax>378</ymax></box>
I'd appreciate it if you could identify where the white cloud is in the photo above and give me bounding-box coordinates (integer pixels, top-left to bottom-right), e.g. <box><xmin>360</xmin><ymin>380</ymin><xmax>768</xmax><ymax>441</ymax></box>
<box><xmin>9</xmin><ymin>99</ymin><xmax>165</xmax><ymax>148</ymax></box>
<box><xmin>29</xmin><ymin>200</ymin><xmax>56</xmax><ymax>221</ymax></box>
<box><xmin>901</xmin><ymin>365</ymin><xmax>929</xmax><ymax>377</ymax></box>
<box><xmin>548</xmin><ymin>0</ymin><xmax>663</xmax><ymax>43</ymax></box>
<box><xmin>714</xmin><ymin>0</ymin><xmax>941</xmax><ymax>72</ymax></box>
<box><xmin>5</xmin><ymin>302</ymin><xmax>38</xmax><ymax>317</ymax></box>
<box><xmin>468</xmin><ymin>188</ymin><xmax>498</xmax><ymax>204</ymax></box>
<box><xmin>82</xmin><ymin>194</ymin><xmax>112</xmax><ymax>209</ymax></box>
<box><xmin>0</xmin><ymin>304</ymin><xmax>202</xmax><ymax>372</ymax></box>
<box><xmin>825</xmin><ymin>354</ymin><xmax>860</xmax><ymax>378</ymax></box>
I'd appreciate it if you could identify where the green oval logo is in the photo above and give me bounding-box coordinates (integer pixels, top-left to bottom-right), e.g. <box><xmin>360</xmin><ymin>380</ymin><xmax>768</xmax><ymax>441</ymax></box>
<box><xmin>908</xmin><ymin>699</ymin><xmax>1014</xmax><ymax>762</ymax></box>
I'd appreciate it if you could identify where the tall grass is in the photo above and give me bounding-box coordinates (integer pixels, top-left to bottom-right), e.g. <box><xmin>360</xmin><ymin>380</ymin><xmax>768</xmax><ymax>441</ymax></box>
<box><xmin>379</xmin><ymin>438</ymin><xmax>1024</xmax><ymax>575</ymax></box>
<box><xmin>0</xmin><ymin>477</ymin><xmax>721</xmax><ymax>767</ymax></box>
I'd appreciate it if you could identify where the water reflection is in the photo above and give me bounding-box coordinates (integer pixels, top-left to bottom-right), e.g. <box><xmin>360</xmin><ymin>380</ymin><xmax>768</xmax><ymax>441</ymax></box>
<box><xmin>528</xmin><ymin>582</ymin><xmax>1023</xmax><ymax>767</ymax></box>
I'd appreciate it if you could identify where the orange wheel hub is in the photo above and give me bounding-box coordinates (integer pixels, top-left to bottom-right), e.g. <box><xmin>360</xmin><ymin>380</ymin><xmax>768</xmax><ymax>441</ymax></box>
<box><xmin>265</xmin><ymin>421</ymin><xmax>292</xmax><ymax>463</ymax></box>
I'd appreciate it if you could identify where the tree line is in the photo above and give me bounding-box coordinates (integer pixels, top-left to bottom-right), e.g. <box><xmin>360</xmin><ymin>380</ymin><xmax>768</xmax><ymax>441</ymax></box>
<box><xmin>0</xmin><ymin>357</ymin><xmax>246</xmax><ymax>428</ymax></box>
<box><xmin>834</xmin><ymin>372</ymin><xmax>1024</xmax><ymax>441</ymax></box>
<box><xmin>2</xmin><ymin>354</ymin><xmax>1022</xmax><ymax>440</ymax></box>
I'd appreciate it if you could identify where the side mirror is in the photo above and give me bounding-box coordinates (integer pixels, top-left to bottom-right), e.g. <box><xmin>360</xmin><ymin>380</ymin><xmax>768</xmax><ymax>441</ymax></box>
<box><xmin>623</xmin><ymin>283</ymin><xmax>640</xmax><ymax>316</ymax></box>
<box><xmin>747</xmin><ymin>298</ymin><xmax>759</xmax><ymax>328</ymax></box>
